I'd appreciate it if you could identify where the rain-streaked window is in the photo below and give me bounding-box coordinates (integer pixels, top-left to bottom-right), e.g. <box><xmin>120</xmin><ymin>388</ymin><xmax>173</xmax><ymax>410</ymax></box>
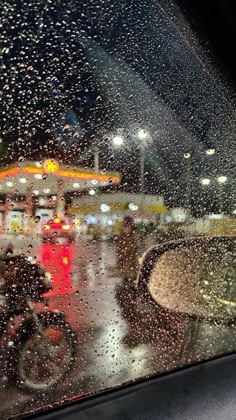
<box><xmin>1</xmin><ymin>0</ymin><xmax>236</xmax><ymax>417</ymax></box>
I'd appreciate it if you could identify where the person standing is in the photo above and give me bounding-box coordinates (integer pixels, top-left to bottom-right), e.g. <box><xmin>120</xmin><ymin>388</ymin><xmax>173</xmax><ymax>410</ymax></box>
<box><xmin>116</xmin><ymin>216</ymin><xmax>139</xmax><ymax>284</ymax></box>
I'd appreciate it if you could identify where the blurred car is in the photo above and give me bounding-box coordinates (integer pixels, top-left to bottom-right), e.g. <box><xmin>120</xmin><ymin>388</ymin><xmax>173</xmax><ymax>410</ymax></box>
<box><xmin>41</xmin><ymin>216</ymin><xmax>75</xmax><ymax>243</ymax></box>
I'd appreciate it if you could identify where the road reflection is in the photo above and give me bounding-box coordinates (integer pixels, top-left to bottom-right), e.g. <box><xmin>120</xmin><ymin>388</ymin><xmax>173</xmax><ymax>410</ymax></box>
<box><xmin>39</xmin><ymin>242</ymin><xmax>74</xmax><ymax>295</ymax></box>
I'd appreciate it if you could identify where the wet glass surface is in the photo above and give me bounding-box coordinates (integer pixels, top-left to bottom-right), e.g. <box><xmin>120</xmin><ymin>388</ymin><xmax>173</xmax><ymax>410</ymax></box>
<box><xmin>1</xmin><ymin>0</ymin><xmax>236</xmax><ymax>418</ymax></box>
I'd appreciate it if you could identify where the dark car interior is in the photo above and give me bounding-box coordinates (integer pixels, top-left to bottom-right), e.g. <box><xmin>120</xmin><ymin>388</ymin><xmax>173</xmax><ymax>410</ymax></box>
<box><xmin>24</xmin><ymin>2</ymin><xmax>236</xmax><ymax>419</ymax></box>
<box><xmin>28</xmin><ymin>354</ymin><xmax>236</xmax><ymax>420</ymax></box>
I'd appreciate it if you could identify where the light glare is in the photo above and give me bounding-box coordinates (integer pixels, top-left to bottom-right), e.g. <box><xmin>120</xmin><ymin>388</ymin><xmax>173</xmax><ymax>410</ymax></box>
<box><xmin>201</xmin><ymin>178</ymin><xmax>211</xmax><ymax>186</ymax></box>
<box><xmin>112</xmin><ymin>135</ymin><xmax>124</xmax><ymax>147</ymax></box>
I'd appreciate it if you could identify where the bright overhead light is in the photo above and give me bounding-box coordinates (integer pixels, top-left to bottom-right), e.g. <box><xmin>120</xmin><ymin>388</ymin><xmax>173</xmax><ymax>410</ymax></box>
<box><xmin>137</xmin><ymin>129</ymin><xmax>149</xmax><ymax>141</ymax></box>
<box><xmin>34</xmin><ymin>174</ymin><xmax>43</xmax><ymax>179</ymax></box>
<box><xmin>208</xmin><ymin>214</ymin><xmax>223</xmax><ymax>220</ymax></box>
<box><xmin>217</xmin><ymin>176</ymin><xmax>227</xmax><ymax>184</ymax></box>
<box><xmin>91</xmin><ymin>179</ymin><xmax>98</xmax><ymax>185</ymax></box>
<box><xmin>206</xmin><ymin>148</ymin><xmax>215</xmax><ymax>156</ymax></box>
<box><xmin>89</xmin><ymin>189</ymin><xmax>96</xmax><ymax>196</ymax></box>
<box><xmin>33</xmin><ymin>190</ymin><xmax>39</xmax><ymax>196</ymax></box>
<box><xmin>73</xmin><ymin>183</ymin><xmax>80</xmax><ymax>188</ymax></box>
<box><xmin>19</xmin><ymin>177</ymin><xmax>27</xmax><ymax>184</ymax></box>
<box><xmin>43</xmin><ymin>188</ymin><xmax>50</xmax><ymax>194</ymax></box>
<box><xmin>100</xmin><ymin>203</ymin><xmax>110</xmax><ymax>213</ymax></box>
<box><xmin>6</xmin><ymin>182</ymin><xmax>13</xmax><ymax>187</ymax></box>
<box><xmin>112</xmin><ymin>135</ymin><xmax>124</xmax><ymax>147</ymax></box>
<box><xmin>184</xmin><ymin>152</ymin><xmax>191</xmax><ymax>159</ymax></box>
<box><xmin>201</xmin><ymin>178</ymin><xmax>211</xmax><ymax>186</ymax></box>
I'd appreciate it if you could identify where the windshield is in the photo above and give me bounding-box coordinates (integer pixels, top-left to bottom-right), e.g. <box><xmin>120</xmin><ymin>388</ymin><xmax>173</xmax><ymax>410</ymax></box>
<box><xmin>1</xmin><ymin>0</ymin><xmax>236</xmax><ymax>418</ymax></box>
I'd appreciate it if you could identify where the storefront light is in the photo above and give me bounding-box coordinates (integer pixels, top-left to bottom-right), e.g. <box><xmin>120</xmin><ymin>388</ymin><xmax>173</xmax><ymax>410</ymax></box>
<box><xmin>19</xmin><ymin>177</ymin><xmax>27</xmax><ymax>183</ymax></box>
<box><xmin>101</xmin><ymin>204</ymin><xmax>110</xmax><ymax>213</ymax></box>
<box><xmin>129</xmin><ymin>202</ymin><xmax>138</xmax><ymax>211</ymax></box>
<box><xmin>34</xmin><ymin>174</ymin><xmax>43</xmax><ymax>179</ymax></box>
<box><xmin>6</xmin><ymin>182</ymin><xmax>13</xmax><ymax>187</ymax></box>
<box><xmin>89</xmin><ymin>189</ymin><xmax>96</xmax><ymax>196</ymax></box>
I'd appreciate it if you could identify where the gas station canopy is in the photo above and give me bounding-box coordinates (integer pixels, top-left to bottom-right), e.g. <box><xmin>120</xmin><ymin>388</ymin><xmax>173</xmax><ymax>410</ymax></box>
<box><xmin>0</xmin><ymin>160</ymin><xmax>120</xmax><ymax>195</ymax></box>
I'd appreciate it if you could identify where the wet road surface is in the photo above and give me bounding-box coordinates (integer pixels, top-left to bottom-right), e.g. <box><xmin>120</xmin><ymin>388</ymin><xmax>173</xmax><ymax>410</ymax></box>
<box><xmin>1</xmin><ymin>237</ymin><xmax>236</xmax><ymax>419</ymax></box>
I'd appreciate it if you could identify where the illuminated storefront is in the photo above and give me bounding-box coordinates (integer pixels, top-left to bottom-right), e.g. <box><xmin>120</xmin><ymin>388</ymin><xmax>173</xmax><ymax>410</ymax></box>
<box><xmin>69</xmin><ymin>192</ymin><xmax>168</xmax><ymax>238</ymax></box>
<box><xmin>0</xmin><ymin>159</ymin><xmax>120</xmax><ymax>234</ymax></box>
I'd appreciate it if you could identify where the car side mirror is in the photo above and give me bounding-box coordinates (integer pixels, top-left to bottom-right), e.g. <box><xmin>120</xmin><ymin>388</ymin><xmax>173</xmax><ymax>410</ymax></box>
<box><xmin>137</xmin><ymin>236</ymin><xmax>236</xmax><ymax>321</ymax></box>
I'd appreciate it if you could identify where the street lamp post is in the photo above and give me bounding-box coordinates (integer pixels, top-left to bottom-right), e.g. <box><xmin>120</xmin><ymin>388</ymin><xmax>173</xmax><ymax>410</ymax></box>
<box><xmin>183</xmin><ymin>152</ymin><xmax>192</xmax><ymax>210</ymax></box>
<box><xmin>140</xmin><ymin>145</ymin><xmax>145</xmax><ymax>194</ymax></box>
<box><xmin>111</xmin><ymin>128</ymin><xmax>150</xmax><ymax>194</ymax></box>
<box><xmin>200</xmin><ymin>176</ymin><xmax>227</xmax><ymax>214</ymax></box>
<box><xmin>217</xmin><ymin>176</ymin><xmax>227</xmax><ymax>213</ymax></box>
<box><xmin>94</xmin><ymin>147</ymin><xmax>99</xmax><ymax>172</ymax></box>
<box><xmin>184</xmin><ymin>148</ymin><xmax>216</xmax><ymax>211</ymax></box>
<box><xmin>137</xmin><ymin>129</ymin><xmax>150</xmax><ymax>194</ymax></box>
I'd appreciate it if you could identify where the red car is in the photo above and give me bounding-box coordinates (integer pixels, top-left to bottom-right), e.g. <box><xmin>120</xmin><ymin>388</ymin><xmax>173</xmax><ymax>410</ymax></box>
<box><xmin>41</xmin><ymin>216</ymin><xmax>75</xmax><ymax>243</ymax></box>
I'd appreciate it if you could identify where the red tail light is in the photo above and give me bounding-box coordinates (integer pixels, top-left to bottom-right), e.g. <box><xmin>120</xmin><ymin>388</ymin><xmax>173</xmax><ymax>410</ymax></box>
<box><xmin>62</xmin><ymin>224</ymin><xmax>71</xmax><ymax>231</ymax></box>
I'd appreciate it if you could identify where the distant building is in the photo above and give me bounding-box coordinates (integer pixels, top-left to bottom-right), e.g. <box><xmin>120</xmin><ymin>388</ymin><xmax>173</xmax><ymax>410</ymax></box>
<box><xmin>0</xmin><ymin>159</ymin><xmax>120</xmax><ymax>234</ymax></box>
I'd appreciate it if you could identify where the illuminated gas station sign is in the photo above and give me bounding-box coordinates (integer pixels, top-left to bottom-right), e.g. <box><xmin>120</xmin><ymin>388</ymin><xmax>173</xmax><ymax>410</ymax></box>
<box><xmin>43</xmin><ymin>159</ymin><xmax>59</xmax><ymax>174</ymax></box>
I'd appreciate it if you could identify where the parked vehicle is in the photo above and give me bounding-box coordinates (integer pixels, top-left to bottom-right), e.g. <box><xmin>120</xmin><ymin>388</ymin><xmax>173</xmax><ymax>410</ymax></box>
<box><xmin>41</xmin><ymin>216</ymin><xmax>75</xmax><ymax>243</ymax></box>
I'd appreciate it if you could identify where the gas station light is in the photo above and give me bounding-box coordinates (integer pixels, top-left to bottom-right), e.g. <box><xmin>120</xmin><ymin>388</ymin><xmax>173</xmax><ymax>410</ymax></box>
<box><xmin>128</xmin><ymin>202</ymin><xmax>139</xmax><ymax>211</ymax></box>
<box><xmin>206</xmin><ymin>148</ymin><xmax>215</xmax><ymax>156</ymax></box>
<box><xmin>217</xmin><ymin>176</ymin><xmax>227</xmax><ymax>184</ymax></box>
<box><xmin>137</xmin><ymin>129</ymin><xmax>149</xmax><ymax>141</ymax></box>
<box><xmin>89</xmin><ymin>189</ymin><xmax>96</xmax><ymax>196</ymax></box>
<box><xmin>112</xmin><ymin>135</ymin><xmax>124</xmax><ymax>147</ymax></box>
<box><xmin>100</xmin><ymin>204</ymin><xmax>110</xmax><ymax>213</ymax></box>
<box><xmin>43</xmin><ymin>159</ymin><xmax>59</xmax><ymax>174</ymax></box>
<box><xmin>201</xmin><ymin>178</ymin><xmax>211</xmax><ymax>186</ymax></box>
